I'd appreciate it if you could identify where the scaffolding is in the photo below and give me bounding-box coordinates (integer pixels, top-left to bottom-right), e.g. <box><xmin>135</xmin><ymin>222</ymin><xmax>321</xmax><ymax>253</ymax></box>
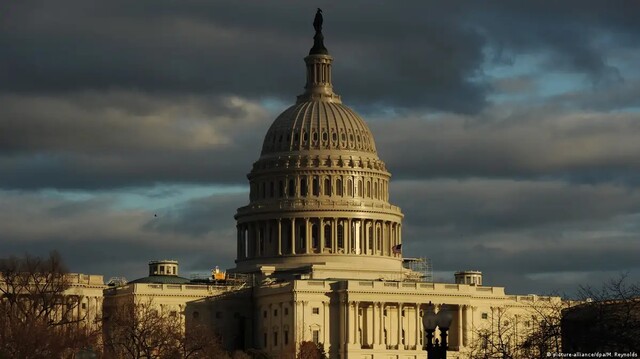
<box><xmin>402</xmin><ymin>257</ymin><xmax>433</xmax><ymax>282</ymax></box>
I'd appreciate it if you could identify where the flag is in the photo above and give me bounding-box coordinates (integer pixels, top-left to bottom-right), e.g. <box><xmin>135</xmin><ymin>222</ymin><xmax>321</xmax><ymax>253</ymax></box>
<box><xmin>392</xmin><ymin>244</ymin><xmax>402</xmax><ymax>254</ymax></box>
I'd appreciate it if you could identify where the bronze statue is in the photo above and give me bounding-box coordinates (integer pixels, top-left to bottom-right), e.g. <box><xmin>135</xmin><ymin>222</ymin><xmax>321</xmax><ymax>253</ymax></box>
<box><xmin>309</xmin><ymin>8</ymin><xmax>328</xmax><ymax>55</ymax></box>
<box><xmin>313</xmin><ymin>8</ymin><xmax>323</xmax><ymax>34</ymax></box>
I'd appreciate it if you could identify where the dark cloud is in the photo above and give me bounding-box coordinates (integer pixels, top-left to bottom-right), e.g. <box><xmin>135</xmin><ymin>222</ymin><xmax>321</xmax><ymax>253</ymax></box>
<box><xmin>0</xmin><ymin>190</ymin><xmax>242</xmax><ymax>280</ymax></box>
<box><xmin>2</xmin><ymin>1</ymin><xmax>640</xmax><ymax>295</ymax></box>
<box><xmin>372</xmin><ymin>107</ymin><xmax>640</xmax><ymax>184</ymax></box>
<box><xmin>394</xmin><ymin>178</ymin><xmax>640</xmax><ymax>294</ymax></box>
<box><xmin>0</xmin><ymin>92</ymin><xmax>269</xmax><ymax>189</ymax></box>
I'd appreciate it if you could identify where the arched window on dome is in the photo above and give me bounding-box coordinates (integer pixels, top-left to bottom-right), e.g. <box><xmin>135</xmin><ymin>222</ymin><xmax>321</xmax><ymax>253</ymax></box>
<box><xmin>324</xmin><ymin>224</ymin><xmax>331</xmax><ymax>248</ymax></box>
<box><xmin>366</xmin><ymin>181</ymin><xmax>371</xmax><ymax>198</ymax></box>
<box><xmin>324</xmin><ymin>177</ymin><xmax>331</xmax><ymax>196</ymax></box>
<box><xmin>358</xmin><ymin>179</ymin><xmax>363</xmax><ymax>198</ymax></box>
<box><xmin>312</xmin><ymin>176</ymin><xmax>319</xmax><ymax>196</ymax></box>
<box><xmin>270</xmin><ymin>182</ymin><xmax>274</xmax><ymax>198</ymax></box>
<box><xmin>288</xmin><ymin>179</ymin><xmax>295</xmax><ymax>197</ymax></box>
<box><xmin>279</xmin><ymin>180</ymin><xmax>285</xmax><ymax>198</ymax></box>
<box><xmin>336</xmin><ymin>178</ymin><xmax>343</xmax><ymax>196</ymax></box>
<box><xmin>300</xmin><ymin>177</ymin><xmax>308</xmax><ymax>197</ymax></box>
<box><xmin>374</xmin><ymin>181</ymin><xmax>378</xmax><ymax>199</ymax></box>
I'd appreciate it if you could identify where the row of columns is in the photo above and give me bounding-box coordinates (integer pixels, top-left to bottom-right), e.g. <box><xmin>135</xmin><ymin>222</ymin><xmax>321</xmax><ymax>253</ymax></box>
<box><xmin>342</xmin><ymin>301</ymin><xmax>473</xmax><ymax>351</ymax></box>
<box><xmin>237</xmin><ymin>218</ymin><xmax>402</xmax><ymax>260</ymax></box>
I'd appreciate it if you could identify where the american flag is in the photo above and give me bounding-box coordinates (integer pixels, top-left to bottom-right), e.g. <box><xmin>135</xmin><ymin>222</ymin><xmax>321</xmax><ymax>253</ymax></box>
<box><xmin>392</xmin><ymin>244</ymin><xmax>402</xmax><ymax>254</ymax></box>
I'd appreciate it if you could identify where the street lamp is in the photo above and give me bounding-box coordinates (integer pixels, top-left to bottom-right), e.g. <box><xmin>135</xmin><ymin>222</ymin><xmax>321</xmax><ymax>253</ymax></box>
<box><xmin>423</xmin><ymin>302</ymin><xmax>453</xmax><ymax>359</ymax></box>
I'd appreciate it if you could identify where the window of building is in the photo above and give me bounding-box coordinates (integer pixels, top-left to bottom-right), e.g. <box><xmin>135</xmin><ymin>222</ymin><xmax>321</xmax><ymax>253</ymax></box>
<box><xmin>274</xmin><ymin>309</ymin><xmax>278</xmax><ymax>317</ymax></box>
<box><xmin>263</xmin><ymin>310</ymin><xmax>267</xmax><ymax>318</ymax></box>
<box><xmin>312</xmin><ymin>307</ymin><xmax>320</xmax><ymax>315</ymax></box>
<box><xmin>159</xmin><ymin>265</ymin><xmax>165</xmax><ymax>274</ymax></box>
<box><xmin>312</xmin><ymin>330</ymin><xmax>320</xmax><ymax>344</ymax></box>
<box><xmin>216</xmin><ymin>311</ymin><xmax>222</xmax><ymax>319</ymax></box>
<box><xmin>312</xmin><ymin>176</ymin><xmax>319</xmax><ymax>196</ymax></box>
<box><xmin>324</xmin><ymin>177</ymin><xmax>331</xmax><ymax>196</ymax></box>
<box><xmin>300</xmin><ymin>176</ymin><xmax>308</xmax><ymax>197</ymax></box>
<box><xmin>482</xmin><ymin>312</ymin><xmax>488</xmax><ymax>319</ymax></box>
<box><xmin>284</xmin><ymin>307</ymin><xmax>289</xmax><ymax>316</ymax></box>
<box><xmin>288</xmin><ymin>179</ymin><xmax>295</xmax><ymax>197</ymax></box>
<box><xmin>274</xmin><ymin>331</ymin><xmax>278</xmax><ymax>346</ymax></box>
<box><xmin>263</xmin><ymin>332</ymin><xmax>267</xmax><ymax>348</ymax></box>
<box><xmin>270</xmin><ymin>182</ymin><xmax>274</xmax><ymax>198</ymax></box>
<box><xmin>284</xmin><ymin>330</ymin><xmax>289</xmax><ymax>345</ymax></box>
<box><xmin>81</xmin><ymin>303</ymin><xmax>87</xmax><ymax>310</ymax></box>
<box><xmin>336</xmin><ymin>178</ymin><xmax>343</xmax><ymax>196</ymax></box>
<box><xmin>193</xmin><ymin>311</ymin><xmax>200</xmax><ymax>319</ymax></box>
<box><xmin>279</xmin><ymin>180</ymin><xmax>285</xmax><ymax>197</ymax></box>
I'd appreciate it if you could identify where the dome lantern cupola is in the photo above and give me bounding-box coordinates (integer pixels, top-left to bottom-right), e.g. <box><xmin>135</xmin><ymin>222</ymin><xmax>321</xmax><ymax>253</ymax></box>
<box><xmin>297</xmin><ymin>9</ymin><xmax>341</xmax><ymax>104</ymax></box>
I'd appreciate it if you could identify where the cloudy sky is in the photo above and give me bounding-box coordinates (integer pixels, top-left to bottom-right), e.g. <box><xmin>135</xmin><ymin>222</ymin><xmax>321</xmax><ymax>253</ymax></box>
<box><xmin>2</xmin><ymin>1</ymin><xmax>639</xmax><ymax>296</ymax></box>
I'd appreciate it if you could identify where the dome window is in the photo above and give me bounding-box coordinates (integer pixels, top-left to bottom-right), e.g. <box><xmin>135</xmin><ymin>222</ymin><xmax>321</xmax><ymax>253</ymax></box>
<box><xmin>341</xmin><ymin>133</ymin><xmax>346</xmax><ymax>141</ymax></box>
<box><xmin>302</xmin><ymin>131</ymin><xmax>308</xmax><ymax>143</ymax></box>
<box><xmin>313</xmin><ymin>132</ymin><xmax>318</xmax><ymax>142</ymax></box>
<box><xmin>322</xmin><ymin>132</ymin><xmax>328</xmax><ymax>142</ymax></box>
<box><xmin>332</xmin><ymin>132</ymin><xmax>337</xmax><ymax>142</ymax></box>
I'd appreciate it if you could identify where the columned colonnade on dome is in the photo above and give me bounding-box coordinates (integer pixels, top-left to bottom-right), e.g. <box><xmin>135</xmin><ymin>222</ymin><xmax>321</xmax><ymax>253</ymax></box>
<box><xmin>236</xmin><ymin>218</ymin><xmax>402</xmax><ymax>259</ymax></box>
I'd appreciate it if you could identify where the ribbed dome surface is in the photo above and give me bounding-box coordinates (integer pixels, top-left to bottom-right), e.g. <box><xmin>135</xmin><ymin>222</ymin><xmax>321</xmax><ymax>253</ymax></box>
<box><xmin>261</xmin><ymin>101</ymin><xmax>377</xmax><ymax>155</ymax></box>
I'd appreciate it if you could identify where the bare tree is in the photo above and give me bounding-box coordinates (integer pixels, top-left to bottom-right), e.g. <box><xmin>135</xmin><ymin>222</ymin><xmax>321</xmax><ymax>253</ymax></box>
<box><xmin>0</xmin><ymin>252</ymin><xmax>100</xmax><ymax>358</ymax></box>
<box><xmin>104</xmin><ymin>298</ymin><xmax>233</xmax><ymax>359</ymax></box>
<box><xmin>297</xmin><ymin>341</ymin><xmax>327</xmax><ymax>359</ymax></box>
<box><xmin>467</xmin><ymin>298</ymin><xmax>569</xmax><ymax>359</ymax></box>
<box><xmin>564</xmin><ymin>274</ymin><xmax>640</xmax><ymax>352</ymax></box>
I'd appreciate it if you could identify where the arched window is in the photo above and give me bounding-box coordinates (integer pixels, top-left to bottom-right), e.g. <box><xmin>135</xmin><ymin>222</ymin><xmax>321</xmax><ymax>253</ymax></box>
<box><xmin>324</xmin><ymin>224</ymin><xmax>331</xmax><ymax>248</ymax></box>
<box><xmin>279</xmin><ymin>180</ymin><xmax>285</xmax><ymax>198</ymax></box>
<box><xmin>312</xmin><ymin>176</ymin><xmax>319</xmax><ymax>196</ymax></box>
<box><xmin>347</xmin><ymin>179</ymin><xmax>353</xmax><ymax>197</ymax></box>
<box><xmin>336</xmin><ymin>178</ymin><xmax>343</xmax><ymax>196</ymax></box>
<box><xmin>324</xmin><ymin>178</ymin><xmax>331</xmax><ymax>196</ymax></box>
<box><xmin>374</xmin><ymin>182</ymin><xmax>378</xmax><ymax>199</ymax></box>
<box><xmin>366</xmin><ymin>181</ymin><xmax>371</xmax><ymax>198</ymax></box>
<box><xmin>270</xmin><ymin>182</ymin><xmax>274</xmax><ymax>198</ymax></box>
<box><xmin>300</xmin><ymin>176</ymin><xmax>308</xmax><ymax>197</ymax></box>
<box><xmin>358</xmin><ymin>180</ymin><xmax>363</xmax><ymax>198</ymax></box>
<box><xmin>288</xmin><ymin>179</ymin><xmax>295</xmax><ymax>197</ymax></box>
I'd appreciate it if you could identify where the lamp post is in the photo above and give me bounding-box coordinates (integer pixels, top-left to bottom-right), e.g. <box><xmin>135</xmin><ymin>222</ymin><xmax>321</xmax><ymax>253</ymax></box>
<box><xmin>423</xmin><ymin>302</ymin><xmax>453</xmax><ymax>359</ymax></box>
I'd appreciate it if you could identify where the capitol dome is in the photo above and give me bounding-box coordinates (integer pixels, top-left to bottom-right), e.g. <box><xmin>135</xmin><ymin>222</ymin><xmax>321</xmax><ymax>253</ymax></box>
<box><xmin>234</xmin><ymin>18</ymin><xmax>404</xmax><ymax>280</ymax></box>
<box><xmin>261</xmin><ymin>101</ymin><xmax>377</xmax><ymax>156</ymax></box>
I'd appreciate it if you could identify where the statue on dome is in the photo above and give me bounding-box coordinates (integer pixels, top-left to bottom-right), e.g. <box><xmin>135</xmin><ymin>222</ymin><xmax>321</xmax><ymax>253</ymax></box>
<box><xmin>313</xmin><ymin>8</ymin><xmax>323</xmax><ymax>34</ymax></box>
<box><xmin>310</xmin><ymin>8</ymin><xmax>328</xmax><ymax>55</ymax></box>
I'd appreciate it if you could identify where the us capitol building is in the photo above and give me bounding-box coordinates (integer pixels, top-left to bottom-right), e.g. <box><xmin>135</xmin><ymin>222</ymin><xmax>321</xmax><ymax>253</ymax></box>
<box><xmin>96</xmin><ymin>11</ymin><xmax>562</xmax><ymax>359</ymax></box>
